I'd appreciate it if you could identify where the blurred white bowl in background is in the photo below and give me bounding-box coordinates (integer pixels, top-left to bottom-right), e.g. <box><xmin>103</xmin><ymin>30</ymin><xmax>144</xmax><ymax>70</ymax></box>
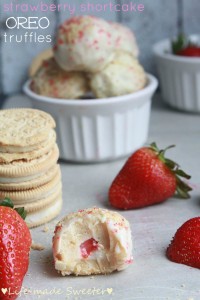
<box><xmin>23</xmin><ymin>74</ymin><xmax>158</xmax><ymax>163</ymax></box>
<box><xmin>153</xmin><ymin>36</ymin><xmax>200</xmax><ymax>113</ymax></box>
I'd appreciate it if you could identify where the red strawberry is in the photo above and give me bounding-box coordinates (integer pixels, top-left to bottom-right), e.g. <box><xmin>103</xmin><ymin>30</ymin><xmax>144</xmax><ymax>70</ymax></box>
<box><xmin>177</xmin><ymin>46</ymin><xmax>200</xmax><ymax>57</ymax></box>
<box><xmin>80</xmin><ymin>238</ymin><xmax>99</xmax><ymax>259</ymax></box>
<box><xmin>167</xmin><ymin>217</ymin><xmax>200</xmax><ymax>269</ymax></box>
<box><xmin>109</xmin><ymin>143</ymin><xmax>192</xmax><ymax>209</ymax></box>
<box><xmin>172</xmin><ymin>34</ymin><xmax>200</xmax><ymax>57</ymax></box>
<box><xmin>0</xmin><ymin>198</ymin><xmax>32</xmax><ymax>300</ymax></box>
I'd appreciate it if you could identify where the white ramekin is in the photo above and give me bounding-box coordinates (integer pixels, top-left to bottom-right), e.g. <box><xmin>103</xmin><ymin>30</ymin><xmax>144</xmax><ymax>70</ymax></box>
<box><xmin>153</xmin><ymin>36</ymin><xmax>200</xmax><ymax>113</ymax></box>
<box><xmin>23</xmin><ymin>74</ymin><xmax>158</xmax><ymax>162</ymax></box>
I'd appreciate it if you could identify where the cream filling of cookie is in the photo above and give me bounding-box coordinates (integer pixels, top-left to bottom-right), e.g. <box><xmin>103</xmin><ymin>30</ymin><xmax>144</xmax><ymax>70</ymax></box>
<box><xmin>26</xmin><ymin>196</ymin><xmax>62</xmax><ymax>228</ymax></box>
<box><xmin>53</xmin><ymin>214</ymin><xmax>132</xmax><ymax>275</ymax></box>
<box><xmin>3</xmin><ymin>180</ymin><xmax>62</xmax><ymax>205</ymax></box>
<box><xmin>0</xmin><ymin>130</ymin><xmax>55</xmax><ymax>153</ymax></box>
<box><xmin>0</xmin><ymin>144</ymin><xmax>57</xmax><ymax>169</ymax></box>
<box><xmin>0</xmin><ymin>145</ymin><xmax>59</xmax><ymax>179</ymax></box>
<box><xmin>0</xmin><ymin>164</ymin><xmax>58</xmax><ymax>184</ymax></box>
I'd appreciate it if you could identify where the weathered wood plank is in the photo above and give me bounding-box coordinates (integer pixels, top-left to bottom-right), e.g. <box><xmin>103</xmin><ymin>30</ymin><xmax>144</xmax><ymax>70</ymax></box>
<box><xmin>183</xmin><ymin>0</ymin><xmax>200</xmax><ymax>35</ymax></box>
<box><xmin>120</xmin><ymin>0</ymin><xmax>178</xmax><ymax>72</ymax></box>
<box><xmin>58</xmin><ymin>0</ymin><xmax>117</xmax><ymax>23</ymax></box>
<box><xmin>0</xmin><ymin>0</ymin><xmax>57</xmax><ymax>94</ymax></box>
<box><xmin>0</xmin><ymin>0</ymin><xmax>199</xmax><ymax>94</ymax></box>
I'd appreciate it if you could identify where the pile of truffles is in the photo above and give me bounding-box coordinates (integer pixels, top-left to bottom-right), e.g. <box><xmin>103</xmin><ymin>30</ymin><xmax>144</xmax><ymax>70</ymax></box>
<box><xmin>31</xmin><ymin>15</ymin><xmax>147</xmax><ymax>99</ymax></box>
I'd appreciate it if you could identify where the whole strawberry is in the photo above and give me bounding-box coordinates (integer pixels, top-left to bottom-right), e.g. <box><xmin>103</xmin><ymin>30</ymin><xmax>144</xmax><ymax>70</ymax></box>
<box><xmin>177</xmin><ymin>46</ymin><xmax>200</xmax><ymax>57</ymax></box>
<box><xmin>109</xmin><ymin>143</ymin><xmax>192</xmax><ymax>209</ymax></box>
<box><xmin>0</xmin><ymin>198</ymin><xmax>32</xmax><ymax>300</ymax></box>
<box><xmin>167</xmin><ymin>217</ymin><xmax>200</xmax><ymax>269</ymax></box>
<box><xmin>172</xmin><ymin>34</ymin><xmax>200</xmax><ymax>57</ymax></box>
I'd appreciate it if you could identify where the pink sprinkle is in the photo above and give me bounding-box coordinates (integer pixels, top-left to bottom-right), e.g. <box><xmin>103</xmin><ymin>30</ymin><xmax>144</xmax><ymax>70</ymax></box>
<box><xmin>125</xmin><ymin>258</ymin><xmax>133</xmax><ymax>264</ymax></box>
<box><xmin>30</xmin><ymin>80</ymin><xmax>35</xmax><ymax>91</ymax></box>
<box><xmin>58</xmin><ymin>39</ymin><xmax>64</xmax><ymax>45</ymax></box>
<box><xmin>43</xmin><ymin>61</ymin><xmax>49</xmax><ymax>68</ymax></box>
<box><xmin>78</xmin><ymin>30</ymin><xmax>84</xmax><ymax>39</ymax></box>
<box><xmin>63</xmin><ymin>75</ymin><xmax>70</xmax><ymax>80</ymax></box>
<box><xmin>53</xmin><ymin>45</ymin><xmax>58</xmax><ymax>51</ymax></box>
<box><xmin>116</xmin><ymin>37</ymin><xmax>121</xmax><ymax>46</ymax></box>
<box><xmin>69</xmin><ymin>55</ymin><xmax>74</xmax><ymax>61</ymax></box>
<box><xmin>66</xmin><ymin>17</ymin><xmax>82</xmax><ymax>26</ymax></box>
<box><xmin>49</xmin><ymin>79</ymin><xmax>55</xmax><ymax>85</ymax></box>
<box><xmin>55</xmin><ymin>225</ymin><xmax>62</xmax><ymax>233</ymax></box>
<box><xmin>98</xmin><ymin>29</ymin><xmax>105</xmax><ymax>34</ymax></box>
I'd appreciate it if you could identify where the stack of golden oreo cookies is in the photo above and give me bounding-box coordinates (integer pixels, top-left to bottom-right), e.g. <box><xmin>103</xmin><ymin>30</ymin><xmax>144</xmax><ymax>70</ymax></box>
<box><xmin>0</xmin><ymin>108</ymin><xmax>62</xmax><ymax>228</ymax></box>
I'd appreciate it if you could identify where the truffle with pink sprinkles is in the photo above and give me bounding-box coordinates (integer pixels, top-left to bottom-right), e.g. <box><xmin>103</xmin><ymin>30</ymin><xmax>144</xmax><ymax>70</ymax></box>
<box><xmin>53</xmin><ymin>207</ymin><xmax>133</xmax><ymax>275</ymax></box>
<box><xmin>53</xmin><ymin>15</ymin><xmax>116</xmax><ymax>73</ymax></box>
<box><xmin>111</xmin><ymin>22</ymin><xmax>139</xmax><ymax>57</ymax></box>
<box><xmin>89</xmin><ymin>51</ymin><xmax>147</xmax><ymax>98</ymax></box>
<box><xmin>31</xmin><ymin>57</ymin><xmax>89</xmax><ymax>99</ymax></box>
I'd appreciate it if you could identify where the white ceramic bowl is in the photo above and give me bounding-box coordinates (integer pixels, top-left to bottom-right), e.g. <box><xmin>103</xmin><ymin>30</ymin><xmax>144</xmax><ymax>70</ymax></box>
<box><xmin>153</xmin><ymin>36</ymin><xmax>200</xmax><ymax>112</ymax></box>
<box><xmin>23</xmin><ymin>74</ymin><xmax>158</xmax><ymax>162</ymax></box>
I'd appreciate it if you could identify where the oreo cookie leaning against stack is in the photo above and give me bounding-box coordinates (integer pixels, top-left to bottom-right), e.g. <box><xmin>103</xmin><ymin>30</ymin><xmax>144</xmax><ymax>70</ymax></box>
<box><xmin>0</xmin><ymin>108</ymin><xmax>62</xmax><ymax>228</ymax></box>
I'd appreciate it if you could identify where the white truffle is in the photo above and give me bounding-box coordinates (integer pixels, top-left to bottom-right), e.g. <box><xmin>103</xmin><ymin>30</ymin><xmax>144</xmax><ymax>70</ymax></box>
<box><xmin>53</xmin><ymin>207</ymin><xmax>133</xmax><ymax>276</ymax></box>
<box><xmin>31</xmin><ymin>57</ymin><xmax>88</xmax><ymax>99</ymax></box>
<box><xmin>54</xmin><ymin>16</ymin><xmax>116</xmax><ymax>73</ymax></box>
<box><xmin>111</xmin><ymin>22</ymin><xmax>139</xmax><ymax>57</ymax></box>
<box><xmin>89</xmin><ymin>51</ymin><xmax>147</xmax><ymax>98</ymax></box>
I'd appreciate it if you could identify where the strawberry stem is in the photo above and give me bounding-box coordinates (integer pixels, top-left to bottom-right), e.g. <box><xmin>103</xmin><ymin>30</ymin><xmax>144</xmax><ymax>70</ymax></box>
<box><xmin>172</xmin><ymin>33</ymin><xmax>200</xmax><ymax>54</ymax></box>
<box><xmin>0</xmin><ymin>198</ymin><xmax>27</xmax><ymax>220</ymax></box>
<box><xmin>150</xmin><ymin>142</ymin><xmax>192</xmax><ymax>199</ymax></box>
<box><xmin>172</xmin><ymin>33</ymin><xmax>186</xmax><ymax>54</ymax></box>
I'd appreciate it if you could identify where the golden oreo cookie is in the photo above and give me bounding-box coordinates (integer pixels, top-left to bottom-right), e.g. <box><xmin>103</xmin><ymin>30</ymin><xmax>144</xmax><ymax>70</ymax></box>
<box><xmin>0</xmin><ymin>144</ymin><xmax>59</xmax><ymax>178</ymax></box>
<box><xmin>15</xmin><ymin>183</ymin><xmax>62</xmax><ymax>213</ymax></box>
<box><xmin>26</xmin><ymin>195</ymin><xmax>62</xmax><ymax>228</ymax></box>
<box><xmin>0</xmin><ymin>108</ymin><xmax>55</xmax><ymax>150</ymax></box>
<box><xmin>0</xmin><ymin>167</ymin><xmax>61</xmax><ymax>204</ymax></box>
<box><xmin>0</xmin><ymin>130</ymin><xmax>56</xmax><ymax>163</ymax></box>
<box><xmin>0</xmin><ymin>164</ymin><xmax>60</xmax><ymax>191</ymax></box>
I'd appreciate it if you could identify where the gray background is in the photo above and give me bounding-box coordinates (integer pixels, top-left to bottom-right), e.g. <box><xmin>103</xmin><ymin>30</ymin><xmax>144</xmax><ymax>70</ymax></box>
<box><xmin>0</xmin><ymin>0</ymin><xmax>200</xmax><ymax>95</ymax></box>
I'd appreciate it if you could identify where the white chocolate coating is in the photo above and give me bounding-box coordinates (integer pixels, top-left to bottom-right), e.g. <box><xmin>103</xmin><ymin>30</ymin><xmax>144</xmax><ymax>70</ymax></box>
<box><xmin>53</xmin><ymin>207</ymin><xmax>133</xmax><ymax>276</ymax></box>
<box><xmin>111</xmin><ymin>22</ymin><xmax>139</xmax><ymax>57</ymax></box>
<box><xmin>31</xmin><ymin>57</ymin><xmax>88</xmax><ymax>99</ymax></box>
<box><xmin>89</xmin><ymin>51</ymin><xmax>147</xmax><ymax>98</ymax></box>
<box><xmin>54</xmin><ymin>16</ymin><xmax>116</xmax><ymax>73</ymax></box>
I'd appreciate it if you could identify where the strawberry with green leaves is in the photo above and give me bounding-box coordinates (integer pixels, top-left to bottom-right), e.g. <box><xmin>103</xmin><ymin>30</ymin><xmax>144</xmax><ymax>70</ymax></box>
<box><xmin>167</xmin><ymin>217</ymin><xmax>200</xmax><ymax>269</ymax></box>
<box><xmin>0</xmin><ymin>198</ymin><xmax>32</xmax><ymax>300</ymax></box>
<box><xmin>172</xmin><ymin>34</ymin><xmax>200</xmax><ymax>57</ymax></box>
<box><xmin>109</xmin><ymin>143</ymin><xmax>192</xmax><ymax>209</ymax></box>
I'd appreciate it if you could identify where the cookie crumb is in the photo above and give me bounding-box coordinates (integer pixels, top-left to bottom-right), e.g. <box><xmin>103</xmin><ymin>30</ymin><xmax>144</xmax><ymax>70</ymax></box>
<box><xmin>42</xmin><ymin>225</ymin><xmax>49</xmax><ymax>233</ymax></box>
<box><xmin>31</xmin><ymin>241</ymin><xmax>45</xmax><ymax>251</ymax></box>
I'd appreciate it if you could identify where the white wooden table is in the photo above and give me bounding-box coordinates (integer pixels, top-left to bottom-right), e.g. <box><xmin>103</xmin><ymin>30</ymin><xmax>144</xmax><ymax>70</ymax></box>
<box><xmin>2</xmin><ymin>95</ymin><xmax>200</xmax><ymax>300</ymax></box>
